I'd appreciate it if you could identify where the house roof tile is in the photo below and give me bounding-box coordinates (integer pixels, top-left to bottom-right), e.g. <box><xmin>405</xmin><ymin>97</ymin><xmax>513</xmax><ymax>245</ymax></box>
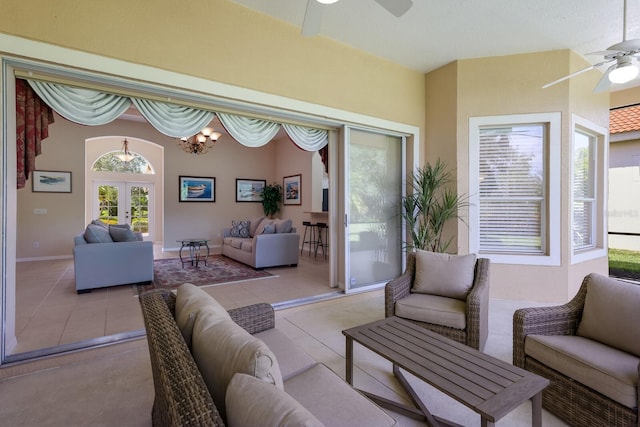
<box><xmin>610</xmin><ymin>105</ymin><xmax>640</xmax><ymax>134</ymax></box>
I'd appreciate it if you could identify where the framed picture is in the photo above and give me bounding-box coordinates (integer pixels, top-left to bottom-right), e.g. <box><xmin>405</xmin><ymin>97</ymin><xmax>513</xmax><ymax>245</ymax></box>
<box><xmin>283</xmin><ymin>174</ymin><xmax>302</xmax><ymax>205</ymax></box>
<box><xmin>179</xmin><ymin>176</ymin><xmax>215</xmax><ymax>202</ymax></box>
<box><xmin>236</xmin><ymin>179</ymin><xmax>266</xmax><ymax>202</ymax></box>
<box><xmin>32</xmin><ymin>170</ymin><xmax>72</xmax><ymax>193</ymax></box>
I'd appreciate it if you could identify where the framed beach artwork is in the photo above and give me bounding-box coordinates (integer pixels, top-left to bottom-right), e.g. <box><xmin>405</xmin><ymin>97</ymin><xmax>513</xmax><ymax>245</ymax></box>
<box><xmin>283</xmin><ymin>174</ymin><xmax>301</xmax><ymax>205</ymax></box>
<box><xmin>32</xmin><ymin>170</ymin><xmax>72</xmax><ymax>193</ymax></box>
<box><xmin>236</xmin><ymin>179</ymin><xmax>266</xmax><ymax>202</ymax></box>
<box><xmin>179</xmin><ymin>176</ymin><xmax>215</xmax><ymax>202</ymax></box>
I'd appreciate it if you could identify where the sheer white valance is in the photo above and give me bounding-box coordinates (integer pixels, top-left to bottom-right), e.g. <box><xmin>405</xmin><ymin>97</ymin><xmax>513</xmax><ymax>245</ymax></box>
<box><xmin>27</xmin><ymin>79</ymin><xmax>330</xmax><ymax>150</ymax></box>
<box><xmin>28</xmin><ymin>80</ymin><xmax>131</xmax><ymax>126</ymax></box>
<box><xmin>217</xmin><ymin>112</ymin><xmax>281</xmax><ymax>148</ymax></box>
<box><xmin>131</xmin><ymin>98</ymin><xmax>214</xmax><ymax>139</ymax></box>
<box><xmin>283</xmin><ymin>124</ymin><xmax>328</xmax><ymax>151</ymax></box>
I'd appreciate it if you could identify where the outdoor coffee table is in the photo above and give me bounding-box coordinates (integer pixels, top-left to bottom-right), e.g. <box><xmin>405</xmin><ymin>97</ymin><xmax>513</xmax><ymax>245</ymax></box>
<box><xmin>343</xmin><ymin>316</ymin><xmax>549</xmax><ymax>427</ymax></box>
<box><xmin>177</xmin><ymin>238</ymin><xmax>210</xmax><ymax>268</ymax></box>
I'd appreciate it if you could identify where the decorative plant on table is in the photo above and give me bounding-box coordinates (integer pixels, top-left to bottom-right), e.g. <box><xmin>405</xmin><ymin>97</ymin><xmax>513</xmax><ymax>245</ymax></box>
<box><xmin>401</xmin><ymin>159</ymin><xmax>468</xmax><ymax>253</ymax></box>
<box><xmin>261</xmin><ymin>182</ymin><xmax>283</xmax><ymax>218</ymax></box>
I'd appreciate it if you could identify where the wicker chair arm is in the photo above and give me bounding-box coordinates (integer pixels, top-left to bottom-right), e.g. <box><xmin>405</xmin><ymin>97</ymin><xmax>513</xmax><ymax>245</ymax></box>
<box><xmin>228</xmin><ymin>303</ymin><xmax>275</xmax><ymax>335</ymax></box>
<box><xmin>466</xmin><ymin>258</ymin><xmax>490</xmax><ymax>351</ymax></box>
<box><xmin>384</xmin><ymin>253</ymin><xmax>416</xmax><ymax>317</ymax></box>
<box><xmin>512</xmin><ymin>278</ymin><xmax>588</xmax><ymax>368</ymax></box>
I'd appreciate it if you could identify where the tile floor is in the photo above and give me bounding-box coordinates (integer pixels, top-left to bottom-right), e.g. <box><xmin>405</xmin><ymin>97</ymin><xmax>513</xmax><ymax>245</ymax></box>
<box><xmin>0</xmin><ymin>284</ymin><xmax>569</xmax><ymax>426</ymax></box>
<box><xmin>12</xmin><ymin>247</ymin><xmax>334</xmax><ymax>356</ymax></box>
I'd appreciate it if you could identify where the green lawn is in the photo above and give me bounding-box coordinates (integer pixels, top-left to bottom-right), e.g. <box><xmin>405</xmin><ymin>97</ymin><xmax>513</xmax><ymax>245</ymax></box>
<box><xmin>609</xmin><ymin>248</ymin><xmax>640</xmax><ymax>274</ymax></box>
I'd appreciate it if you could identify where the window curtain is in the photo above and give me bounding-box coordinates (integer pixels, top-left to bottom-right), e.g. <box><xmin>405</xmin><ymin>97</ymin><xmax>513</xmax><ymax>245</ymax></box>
<box><xmin>131</xmin><ymin>98</ymin><xmax>214</xmax><ymax>138</ymax></box>
<box><xmin>16</xmin><ymin>79</ymin><xmax>55</xmax><ymax>189</ymax></box>
<box><xmin>28</xmin><ymin>80</ymin><xmax>131</xmax><ymax>126</ymax></box>
<box><xmin>282</xmin><ymin>124</ymin><xmax>328</xmax><ymax>151</ymax></box>
<box><xmin>217</xmin><ymin>112</ymin><xmax>281</xmax><ymax>147</ymax></box>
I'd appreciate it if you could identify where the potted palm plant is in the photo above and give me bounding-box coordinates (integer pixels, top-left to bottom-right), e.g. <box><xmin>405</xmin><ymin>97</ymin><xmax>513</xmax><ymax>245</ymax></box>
<box><xmin>261</xmin><ymin>182</ymin><xmax>283</xmax><ymax>218</ymax></box>
<box><xmin>401</xmin><ymin>159</ymin><xmax>468</xmax><ymax>253</ymax></box>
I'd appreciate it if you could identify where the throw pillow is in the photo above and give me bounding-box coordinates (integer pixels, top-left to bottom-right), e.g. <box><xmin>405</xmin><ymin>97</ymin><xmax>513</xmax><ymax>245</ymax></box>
<box><xmin>262</xmin><ymin>223</ymin><xmax>276</xmax><ymax>234</ymax></box>
<box><xmin>90</xmin><ymin>219</ymin><xmax>109</xmax><ymax>229</ymax></box>
<box><xmin>175</xmin><ymin>283</ymin><xmax>232</xmax><ymax>348</ymax></box>
<box><xmin>249</xmin><ymin>216</ymin><xmax>266</xmax><ymax>237</ymax></box>
<box><xmin>226</xmin><ymin>373</ymin><xmax>323</xmax><ymax>427</ymax></box>
<box><xmin>230</xmin><ymin>220</ymin><xmax>250</xmax><ymax>238</ymax></box>
<box><xmin>109</xmin><ymin>224</ymin><xmax>138</xmax><ymax>242</ymax></box>
<box><xmin>255</xmin><ymin>219</ymin><xmax>274</xmax><ymax>235</ymax></box>
<box><xmin>412</xmin><ymin>250</ymin><xmax>477</xmax><ymax>300</ymax></box>
<box><xmin>84</xmin><ymin>224</ymin><xmax>113</xmax><ymax>243</ymax></box>
<box><xmin>576</xmin><ymin>273</ymin><xmax>640</xmax><ymax>357</ymax></box>
<box><xmin>191</xmin><ymin>318</ymin><xmax>284</xmax><ymax>421</ymax></box>
<box><xmin>273</xmin><ymin>218</ymin><xmax>293</xmax><ymax>234</ymax></box>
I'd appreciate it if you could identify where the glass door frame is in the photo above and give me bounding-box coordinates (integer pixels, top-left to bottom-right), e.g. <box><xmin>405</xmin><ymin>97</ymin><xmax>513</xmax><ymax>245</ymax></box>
<box><xmin>340</xmin><ymin>125</ymin><xmax>408</xmax><ymax>294</ymax></box>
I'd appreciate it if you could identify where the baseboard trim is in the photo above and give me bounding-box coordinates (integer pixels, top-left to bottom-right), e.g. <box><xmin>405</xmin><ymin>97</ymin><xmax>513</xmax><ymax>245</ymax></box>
<box><xmin>16</xmin><ymin>254</ymin><xmax>73</xmax><ymax>262</ymax></box>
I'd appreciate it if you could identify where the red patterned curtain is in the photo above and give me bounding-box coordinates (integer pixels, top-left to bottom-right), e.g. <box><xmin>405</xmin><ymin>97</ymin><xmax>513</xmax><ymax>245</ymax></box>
<box><xmin>319</xmin><ymin>145</ymin><xmax>328</xmax><ymax>173</ymax></box>
<box><xmin>16</xmin><ymin>78</ymin><xmax>55</xmax><ymax>189</ymax></box>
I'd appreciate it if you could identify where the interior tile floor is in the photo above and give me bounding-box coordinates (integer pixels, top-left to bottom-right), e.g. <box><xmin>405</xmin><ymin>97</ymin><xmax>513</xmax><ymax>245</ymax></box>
<box><xmin>12</xmin><ymin>246</ymin><xmax>334</xmax><ymax>356</ymax></box>
<box><xmin>0</xmin><ymin>287</ymin><xmax>569</xmax><ymax>426</ymax></box>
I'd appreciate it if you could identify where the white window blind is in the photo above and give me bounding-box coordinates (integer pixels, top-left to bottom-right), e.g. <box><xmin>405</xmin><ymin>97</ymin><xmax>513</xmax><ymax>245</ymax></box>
<box><xmin>478</xmin><ymin>125</ymin><xmax>546</xmax><ymax>254</ymax></box>
<box><xmin>572</xmin><ymin>129</ymin><xmax>596</xmax><ymax>251</ymax></box>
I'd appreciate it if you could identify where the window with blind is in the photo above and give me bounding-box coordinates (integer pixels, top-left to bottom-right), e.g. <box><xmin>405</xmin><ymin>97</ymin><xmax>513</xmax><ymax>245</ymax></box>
<box><xmin>469</xmin><ymin>113</ymin><xmax>561</xmax><ymax>266</ymax></box>
<box><xmin>478</xmin><ymin>124</ymin><xmax>546</xmax><ymax>254</ymax></box>
<box><xmin>572</xmin><ymin>129</ymin><xmax>596</xmax><ymax>251</ymax></box>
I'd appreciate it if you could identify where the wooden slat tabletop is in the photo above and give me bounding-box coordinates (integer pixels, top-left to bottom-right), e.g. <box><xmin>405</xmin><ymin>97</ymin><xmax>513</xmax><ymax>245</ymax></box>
<box><xmin>343</xmin><ymin>316</ymin><xmax>549</xmax><ymax>422</ymax></box>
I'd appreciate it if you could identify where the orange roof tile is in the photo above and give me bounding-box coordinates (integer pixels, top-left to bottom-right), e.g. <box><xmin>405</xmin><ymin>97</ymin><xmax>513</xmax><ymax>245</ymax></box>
<box><xmin>610</xmin><ymin>105</ymin><xmax>640</xmax><ymax>134</ymax></box>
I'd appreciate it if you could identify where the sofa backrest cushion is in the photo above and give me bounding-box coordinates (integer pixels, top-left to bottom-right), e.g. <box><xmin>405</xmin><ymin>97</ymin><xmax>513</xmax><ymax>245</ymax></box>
<box><xmin>273</xmin><ymin>218</ymin><xmax>293</xmax><ymax>233</ymax></box>
<box><xmin>192</xmin><ymin>316</ymin><xmax>284</xmax><ymax>421</ymax></box>
<box><xmin>226</xmin><ymin>373</ymin><xmax>323</xmax><ymax>427</ymax></box>
<box><xmin>175</xmin><ymin>283</ymin><xmax>231</xmax><ymax>348</ymax></box>
<box><xmin>230</xmin><ymin>220</ymin><xmax>250</xmax><ymax>238</ymax></box>
<box><xmin>84</xmin><ymin>224</ymin><xmax>114</xmax><ymax>243</ymax></box>
<box><xmin>577</xmin><ymin>273</ymin><xmax>640</xmax><ymax>357</ymax></box>
<box><xmin>109</xmin><ymin>224</ymin><xmax>138</xmax><ymax>242</ymax></box>
<box><xmin>412</xmin><ymin>250</ymin><xmax>477</xmax><ymax>300</ymax></box>
<box><xmin>249</xmin><ymin>216</ymin><xmax>265</xmax><ymax>237</ymax></box>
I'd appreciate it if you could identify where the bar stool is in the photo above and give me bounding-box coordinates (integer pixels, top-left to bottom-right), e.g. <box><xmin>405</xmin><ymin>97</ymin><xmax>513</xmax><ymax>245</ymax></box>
<box><xmin>315</xmin><ymin>222</ymin><xmax>329</xmax><ymax>259</ymax></box>
<box><xmin>301</xmin><ymin>221</ymin><xmax>318</xmax><ymax>256</ymax></box>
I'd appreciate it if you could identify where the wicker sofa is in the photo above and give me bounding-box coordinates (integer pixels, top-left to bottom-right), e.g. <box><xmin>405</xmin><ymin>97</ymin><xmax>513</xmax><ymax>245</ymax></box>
<box><xmin>138</xmin><ymin>285</ymin><xmax>397</xmax><ymax>427</ymax></box>
<box><xmin>513</xmin><ymin>273</ymin><xmax>640</xmax><ymax>427</ymax></box>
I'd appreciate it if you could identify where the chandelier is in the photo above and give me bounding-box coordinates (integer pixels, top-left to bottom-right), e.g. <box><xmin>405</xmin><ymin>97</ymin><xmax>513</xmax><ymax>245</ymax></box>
<box><xmin>115</xmin><ymin>138</ymin><xmax>135</xmax><ymax>162</ymax></box>
<box><xmin>177</xmin><ymin>127</ymin><xmax>222</xmax><ymax>155</ymax></box>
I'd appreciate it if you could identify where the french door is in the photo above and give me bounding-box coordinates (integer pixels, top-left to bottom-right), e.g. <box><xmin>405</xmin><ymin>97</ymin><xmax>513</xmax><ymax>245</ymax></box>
<box><xmin>92</xmin><ymin>181</ymin><xmax>154</xmax><ymax>240</ymax></box>
<box><xmin>342</xmin><ymin>127</ymin><xmax>404</xmax><ymax>292</ymax></box>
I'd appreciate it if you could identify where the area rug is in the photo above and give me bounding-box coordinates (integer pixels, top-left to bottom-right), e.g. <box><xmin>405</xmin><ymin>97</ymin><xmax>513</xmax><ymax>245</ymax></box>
<box><xmin>136</xmin><ymin>255</ymin><xmax>274</xmax><ymax>294</ymax></box>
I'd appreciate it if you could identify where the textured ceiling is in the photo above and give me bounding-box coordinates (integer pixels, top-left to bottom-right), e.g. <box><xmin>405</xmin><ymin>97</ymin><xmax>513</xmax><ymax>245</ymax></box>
<box><xmin>230</xmin><ymin>0</ymin><xmax>640</xmax><ymax>90</ymax></box>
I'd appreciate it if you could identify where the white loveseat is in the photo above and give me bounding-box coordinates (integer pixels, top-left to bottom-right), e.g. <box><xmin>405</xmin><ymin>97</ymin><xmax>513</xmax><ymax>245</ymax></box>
<box><xmin>221</xmin><ymin>216</ymin><xmax>299</xmax><ymax>269</ymax></box>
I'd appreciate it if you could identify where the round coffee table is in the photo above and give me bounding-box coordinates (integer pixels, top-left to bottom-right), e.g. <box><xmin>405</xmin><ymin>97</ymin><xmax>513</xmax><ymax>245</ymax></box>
<box><xmin>177</xmin><ymin>239</ymin><xmax>210</xmax><ymax>268</ymax></box>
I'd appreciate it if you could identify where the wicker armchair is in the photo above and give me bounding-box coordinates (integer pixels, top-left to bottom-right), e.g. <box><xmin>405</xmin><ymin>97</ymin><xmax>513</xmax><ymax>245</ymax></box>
<box><xmin>513</xmin><ymin>275</ymin><xmax>640</xmax><ymax>427</ymax></box>
<box><xmin>385</xmin><ymin>252</ymin><xmax>490</xmax><ymax>351</ymax></box>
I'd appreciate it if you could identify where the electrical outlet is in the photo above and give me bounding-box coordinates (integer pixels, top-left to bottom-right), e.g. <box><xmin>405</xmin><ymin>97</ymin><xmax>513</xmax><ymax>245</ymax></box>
<box><xmin>34</xmin><ymin>208</ymin><xmax>47</xmax><ymax>215</ymax></box>
<box><xmin>33</xmin><ymin>241</ymin><xmax>39</xmax><ymax>248</ymax></box>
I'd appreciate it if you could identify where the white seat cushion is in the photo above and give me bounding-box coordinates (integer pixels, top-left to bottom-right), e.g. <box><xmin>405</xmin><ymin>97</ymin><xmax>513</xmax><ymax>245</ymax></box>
<box><xmin>394</xmin><ymin>293</ymin><xmax>466</xmax><ymax>329</ymax></box>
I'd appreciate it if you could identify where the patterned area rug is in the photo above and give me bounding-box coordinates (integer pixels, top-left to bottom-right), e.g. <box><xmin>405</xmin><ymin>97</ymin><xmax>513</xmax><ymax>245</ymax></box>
<box><xmin>136</xmin><ymin>255</ymin><xmax>274</xmax><ymax>294</ymax></box>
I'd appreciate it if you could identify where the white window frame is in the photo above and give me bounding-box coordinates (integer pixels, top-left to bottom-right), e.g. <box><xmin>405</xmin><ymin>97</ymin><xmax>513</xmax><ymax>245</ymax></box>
<box><xmin>571</xmin><ymin>114</ymin><xmax>608</xmax><ymax>264</ymax></box>
<box><xmin>469</xmin><ymin>113</ymin><xmax>561</xmax><ymax>266</ymax></box>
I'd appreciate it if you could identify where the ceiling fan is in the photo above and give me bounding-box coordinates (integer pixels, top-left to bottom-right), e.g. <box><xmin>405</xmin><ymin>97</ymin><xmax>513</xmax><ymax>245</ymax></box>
<box><xmin>302</xmin><ymin>0</ymin><xmax>413</xmax><ymax>37</ymax></box>
<box><xmin>543</xmin><ymin>0</ymin><xmax>640</xmax><ymax>92</ymax></box>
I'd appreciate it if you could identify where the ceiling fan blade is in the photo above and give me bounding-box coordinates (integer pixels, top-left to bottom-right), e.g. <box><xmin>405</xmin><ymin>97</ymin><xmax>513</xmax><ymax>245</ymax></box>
<box><xmin>374</xmin><ymin>0</ymin><xmax>413</xmax><ymax>17</ymax></box>
<box><xmin>302</xmin><ymin>0</ymin><xmax>322</xmax><ymax>37</ymax></box>
<box><xmin>542</xmin><ymin>59</ymin><xmax>614</xmax><ymax>89</ymax></box>
<box><xmin>593</xmin><ymin>64</ymin><xmax>616</xmax><ymax>93</ymax></box>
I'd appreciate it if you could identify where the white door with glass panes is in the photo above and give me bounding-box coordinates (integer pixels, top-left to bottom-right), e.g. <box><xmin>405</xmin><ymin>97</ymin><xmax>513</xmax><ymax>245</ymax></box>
<box><xmin>93</xmin><ymin>181</ymin><xmax>153</xmax><ymax>240</ymax></box>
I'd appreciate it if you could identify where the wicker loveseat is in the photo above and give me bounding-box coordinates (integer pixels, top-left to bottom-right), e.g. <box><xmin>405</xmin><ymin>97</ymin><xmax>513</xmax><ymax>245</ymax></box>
<box><xmin>513</xmin><ymin>273</ymin><xmax>640</xmax><ymax>427</ymax></box>
<box><xmin>138</xmin><ymin>285</ymin><xmax>397</xmax><ymax>427</ymax></box>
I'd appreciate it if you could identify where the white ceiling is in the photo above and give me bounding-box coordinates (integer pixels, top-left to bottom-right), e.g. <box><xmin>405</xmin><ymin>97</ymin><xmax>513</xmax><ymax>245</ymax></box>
<box><xmin>230</xmin><ymin>0</ymin><xmax>640</xmax><ymax>90</ymax></box>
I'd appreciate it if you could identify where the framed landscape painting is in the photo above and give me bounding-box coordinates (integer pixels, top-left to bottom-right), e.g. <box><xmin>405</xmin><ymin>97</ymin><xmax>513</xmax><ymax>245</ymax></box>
<box><xmin>236</xmin><ymin>179</ymin><xmax>266</xmax><ymax>202</ymax></box>
<box><xmin>283</xmin><ymin>174</ymin><xmax>301</xmax><ymax>205</ymax></box>
<box><xmin>179</xmin><ymin>176</ymin><xmax>215</xmax><ymax>202</ymax></box>
<box><xmin>32</xmin><ymin>170</ymin><xmax>72</xmax><ymax>193</ymax></box>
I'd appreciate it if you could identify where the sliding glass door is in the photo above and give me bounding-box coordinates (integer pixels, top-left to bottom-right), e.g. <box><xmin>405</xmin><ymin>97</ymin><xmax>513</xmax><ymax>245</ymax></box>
<box><xmin>342</xmin><ymin>128</ymin><xmax>403</xmax><ymax>292</ymax></box>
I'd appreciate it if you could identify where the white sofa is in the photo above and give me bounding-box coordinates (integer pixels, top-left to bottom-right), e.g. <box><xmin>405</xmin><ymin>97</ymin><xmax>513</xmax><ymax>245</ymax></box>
<box><xmin>221</xmin><ymin>217</ymin><xmax>299</xmax><ymax>269</ymax></box>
